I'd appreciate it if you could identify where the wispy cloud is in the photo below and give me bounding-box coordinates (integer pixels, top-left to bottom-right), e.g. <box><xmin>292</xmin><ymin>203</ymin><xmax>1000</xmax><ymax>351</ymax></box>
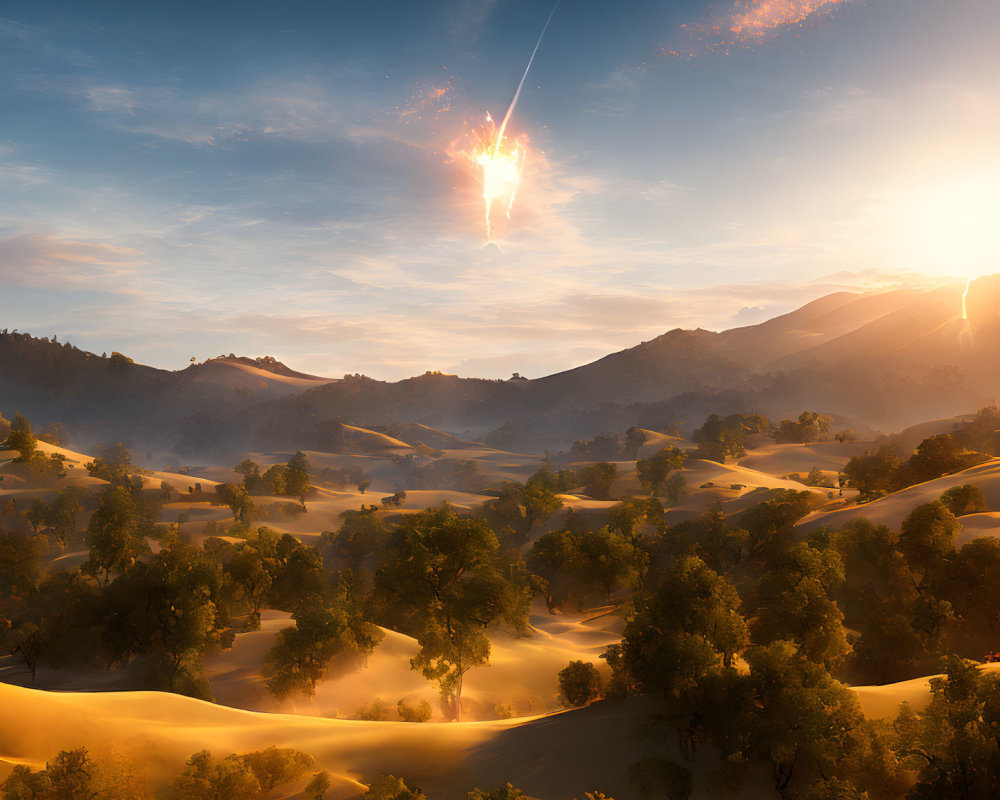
<box><xmin>0</xmin><ymin>233</ymin><xmax>145</xmax><ymax>288</ymax></box>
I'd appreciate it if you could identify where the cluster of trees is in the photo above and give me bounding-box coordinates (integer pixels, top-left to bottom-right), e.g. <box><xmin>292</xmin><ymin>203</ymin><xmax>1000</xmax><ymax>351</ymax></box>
<box><xmin>692</xmin><ymin>413</ymin><xmax>770</xmax><ymax>462</ymax></box>
<box><xmin>214</xmin><ymin>452</ymin><xmax>313</xmax><ymax>528</ymax></box>
<box><xmin>2</xmin><ymin>412</ymin><xmax>66</xmax><ymax>485</ymax></box>
<box><xmin>528</xmin><ymin>526</ymin><xmax>641</xmax><ymax>610</ymax></box>
<box><xmin>365</xmin><ymin>777</ymin><xmax>610</xmax><ymax>800</ymax></box>
<box><xmin>592</xmin><ymin>482</ymin><xmax>1000</xmax><ymax>797</ymax></box>
<box><xmin>232</xmin><ymin>451</ymin><xmax>311</xmax><ymax>499</ymax></box>
<box><xmin>0</xmin><ymin>746</ymin><xmax>329</xmax><ymax>800</ymax></box>
<box><xmin>845</xmin><ymin>434</ymin><xmax>989</xmax><ymax>500</ymax></box>
<box><xmin>774</xmin><ymin>411</ymin><xmax>832</xmax><ymax>444</ymax></box>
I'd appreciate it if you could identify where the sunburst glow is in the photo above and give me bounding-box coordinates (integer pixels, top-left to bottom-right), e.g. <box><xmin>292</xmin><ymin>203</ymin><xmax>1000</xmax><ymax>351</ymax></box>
<box><xmin>470</xmin><ymin>113</ymin><xmax>527</xmax><ymax>241</ymax></box>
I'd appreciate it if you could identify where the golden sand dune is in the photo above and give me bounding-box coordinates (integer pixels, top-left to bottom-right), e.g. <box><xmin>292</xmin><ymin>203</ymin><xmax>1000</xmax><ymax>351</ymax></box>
<box><xmin>798</xmin><ymin>457</ymin><xmax>1000</xmax><ymax>534</ymax></box>
<box><xmin>737</xmin><ymin>441</ymin><xmax>866</xmax><ymax>476</ymax></box>
<box><xmin>207</xmin><ymin>605</ymin><xmax>621</xmax><ymax>721</ymax></box>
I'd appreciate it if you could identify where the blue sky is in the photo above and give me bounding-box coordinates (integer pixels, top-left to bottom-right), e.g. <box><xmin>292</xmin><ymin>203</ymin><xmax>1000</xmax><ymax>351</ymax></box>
<box><xmin>1</xmin><ymin>0</ymin><xmax>997</xmax><ymax>379</ymax></box>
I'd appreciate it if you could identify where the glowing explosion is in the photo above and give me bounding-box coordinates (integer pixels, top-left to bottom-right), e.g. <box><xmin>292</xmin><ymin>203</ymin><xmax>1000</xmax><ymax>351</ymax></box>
<box><xmin>470</xmin><ymin>113</ymin><xmax>527</xmax><ymax>241</ymax></box>
<box><xmin>456</xmin><ymin>0</ymin><xmax>558</xmax><ymax>240</ymax></box>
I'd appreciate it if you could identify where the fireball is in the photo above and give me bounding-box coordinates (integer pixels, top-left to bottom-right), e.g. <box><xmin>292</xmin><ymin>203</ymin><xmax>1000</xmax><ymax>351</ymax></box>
<box><xmin>469</xmin><ymin>113</ymin><xmax>527</xmax><ymax>241</ymax></box>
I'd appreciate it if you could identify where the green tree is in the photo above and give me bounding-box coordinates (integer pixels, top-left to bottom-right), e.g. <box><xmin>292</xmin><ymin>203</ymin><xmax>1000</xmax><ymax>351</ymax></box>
<box><xmin>85</xmin><ymin>442</ymin><xmax>134</xmax><ymax>485</ymax></box>
<box><xmin>843</xmin><ymin>448</ymin><xmax>900</xmax><ymax>501</ymax></box>
<box><xmin>558</xmin><ymin>660</ymin><xmax>602</xmax><ymax>706</ymax></box>
<box><xmin>215</xmin><ymin>482</ymin><xmax>256</xmax><ymax>528</ymax></box>
<box><xmin>285</xmin><ymin>450</ymin><xmax>311</xmax><ymax>499</ymax></box>
<box><xmin>692</xmin><ymin>413</ymin><xmax>770</xmax><ymax>462</ymax></box>
<box><xmin>895</xmin><ymin>655</ymin><xmax>1000</xmax><ymax>799</ymax></box>
<box><xmin>24</xmin><ymin>498</ymin><xmax>50</xmax><ymax>536</ymax></box>
<box><xmin>264</xmin><ymin>585</ymin><xmax>381</xmax><ymax>700</ymax></box>
<box><xmin>366</xmin><ymin>775</ymin><xmax>426</xmax><ymax>800</ymax></box>
<box><xmin>49</xmin><ymin>488</ymin><xmax>83</xmax><ymax>548</ymax></box>
<box><xmin>374</xmin><ymin>505</ymin><xmax>529</xmax><ymax>720</ymax></box>
<box><xmin>5</xmin><ymin>412</ymin><xmax>37</xmax><ymax>461</ymax></box>
<box><xmin>467</xmin><ymin>785</ymin><xmax>527</xmax><ymax>800</ymax></box>
<box><xmin>636</xmin><ymin>447</ymin><xmax>685</xmax><ymax>496</ymax></box>
<box><xmin>749</xmin><ymin>542</ymin><xmax>851</xmax><ymax>670</ymax></box>
<box><xmin>84</xmin><ymin>486</ymin><xmax>149</xmax><ymax>584</ymax></box>
<box><xmin>939</xmin><ymin>483</ymin><xmax>986</xmax><ymax>517</ymax></box>
<box><xmin>262</xmin><ymin>463</ymin><xmax>288</xmax><ymax>495</ymax></box>
<box><xmin>608</xmin><ymin>555</ymin><xmax>748</xmax><ymax>759</ymax></box>
<box><xmin>581</xmin><ymin>462</ymin><xmax>618</xmax><ymax>500</ymax></box>
<box><xmin>103</xmin><ymin>542</ymin><xmax>227</xmax><ymax>695</ymax></box>
<box><xmin>739</xmin><ymin>642</ymin><xmax>865</xmax><ymax>795</ymax></box>
<box><xmin>305</xmin><ymin>771</ymin><xmax>332</xmax><ymax>800</ymax></box>
<box><xmin>898</xmin><ymin>501</ymin><xmax>959</xmax><ymax>581</ymax></box>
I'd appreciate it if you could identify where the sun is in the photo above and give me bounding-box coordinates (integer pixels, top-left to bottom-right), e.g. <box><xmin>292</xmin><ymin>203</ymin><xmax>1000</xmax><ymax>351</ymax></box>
<box><xmin>885</xmin><ymin>168</ymin><xmax>1000</xmax><ymax>282</ymax></box>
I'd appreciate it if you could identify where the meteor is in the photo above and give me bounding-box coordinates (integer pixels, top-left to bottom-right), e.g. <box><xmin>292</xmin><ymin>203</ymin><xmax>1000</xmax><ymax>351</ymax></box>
<box><xmin>471</xmin><ymin>0</ymin><xmax>560</xmax><ymax>240</ymax></box>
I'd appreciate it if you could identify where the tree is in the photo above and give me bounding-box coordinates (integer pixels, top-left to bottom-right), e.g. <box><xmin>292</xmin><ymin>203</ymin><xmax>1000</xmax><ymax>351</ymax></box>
<box><xmin>285</xmin><ymin>450</ymin><xmax>311</xmax><ymax>499</ymax></box>
<box><xmin>895</xmin><ymin>656</ymin><xmax>1000</xmax><ymax>799</ymax></box>
<box><xmin>103</xmin><ymin>542</ymin><xmax>228</xmax><ymax>695</ymax></box>
<box><xmin>85</xmin><ymin>442</ymin><xmax>134</xmax><ymax>485</ymax></box>
<box><xmin>5</xmin><ymin>412</ymin><xmax>37</xmax><ymax>461</ymax></box>
<box><xmin>366</xmin><ymin>775</ymin><xmax>426</xmax><ymax>800</ymax></box>
<box><xmin>397</xmin><ymin>698</ymin><xmax>433</xmax><ymax>722</ymax></box>
<box><xmin>262</xmin><ymin>463</ymin><xmax>288</xmax><ymax>495</ymax></box>
<box><xmin>24</xmin><ymin>498</ymin><xmax>50</xmax><ymax>536</ymax></box>
<box><xmin>692</xmin><ymin>413</ymin><xmax>770</xmax><ymax>462</ymax></box>
<box><xmin>44</xmin><ymin>748</ymin><xmax>100</xmax><ymax>800</ymax></box>
<box><xmin>902</xmin><ymin>434</ymin><xmax>985</xmax><ymax>486</ymax></box>
<box><xmin>940</xmin><ymin>484</ymin><xmax>986</xmax><ymax>516</ymax></box>
<box><xmin>215</xmin><ymin>483</ymin><xmax>255</xmax><ymax>528</ymax></box>
<box><xmin>242</xmin><ymin>747</ymin><xmax>314</xmax><ymax>792</ymax></box>
<box><xmin>522</xmin><ymin>468</ymin><xmax>565</xmax><ymax>528</ymax></box>
<box><xmin>843</xmin><ymin>448</ymin><xmax>900</xmax><ymax>501</ymax></box>
<box><xmin>374</xmin><ymin>505</ymin><xmax>529</xmax><ymax>720</ymax></box>
<box><xmin>235</xmin><ymin>459</ymin><xmax>264</xmax><ymax>494</ymax></box>
<box><xmin>305</xmin><ymin>771</ymin><xmax>332</xmax><ymax>800</ymax></box>
<box><xmin>527</xmin><ymin>527</ymin><xmax>639</xmax><ymax>610</ymax></box>
<box><xmin>775</xmin><ymin>412</ymin><xmax>832</xmax><ymax>444</ymax></box>
<box><xmin>898</xmin><ymin>501</ymin><xmax>959</xmax><ymax>581</ymax></box>
<box><xmin>636</xmin><ymin>447</ymin><xmax>685</xmax><ymax>496</ymax></box>
<box><xmin>608</xmin><ymin>556</ymin><xmax>747</xmax><ymax>759</ymax></box>
<box><xmin>174</xmin><ymin>751</ymin><xmax>259</xmax><ymax>800</ymax></box>
<box><xmin>581</xmin><ymin>462</ymin><xmax>618</xmax><ymax>500</ymax></box>
<box><xmin>264</xmin><ymin>584</ymin><xmax>381</xmax><ymax>700</ymax></box>
<box><xmin>558</xmin><ymin>660</ymin><xmax>602</xmax><ymax>706</ymax></box>
<box><xmin>739</xmin><ymin>643</ymin><xmax>866</xmax><ymax>795</ymax></box>
<box><xmin>467</xmin><ymin>786</ymin><xmax>527</xmax><ymax>800</ymax></box>
<box><xmin>49</xmin><ymin>488</ymin><xmax>83</xmax><ymax>548</ymax></box>
<box><xmin>834</xmin><ymin>519</ymin><xmax>946</xmax><ymax>684</ymax></box>
<box><xmin>749</xmin><ymin>542</ymin><xmax>851</xmax><ymax>670</ymax></box>
<box><xmin>84</xmin><ymin>486</ymin><xmax>149</xmax><ymax>584</ymax></box>
<box><xmin>0</xmin><ymin>529</ymin><xmax>45</xmax><ymax>596</ymax></box>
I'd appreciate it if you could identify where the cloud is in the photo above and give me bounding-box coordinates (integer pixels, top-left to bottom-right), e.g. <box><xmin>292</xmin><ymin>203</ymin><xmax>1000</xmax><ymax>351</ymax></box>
<box><xmin>0</xmin><ymin>233</ymin><xmax>145</xmax><ymax>288</ymax></box>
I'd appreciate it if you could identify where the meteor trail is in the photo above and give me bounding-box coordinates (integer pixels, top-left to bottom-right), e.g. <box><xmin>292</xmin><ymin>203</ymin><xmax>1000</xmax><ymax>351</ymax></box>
<box><xmin>493</xmin><ymin>0</ymin><xmax>561</xmax><ymax>157</ymax></box>
<box><xmin>470</xmin><ymin>0</ymin><xmax>561</xmax><ymax>240</ymax></box>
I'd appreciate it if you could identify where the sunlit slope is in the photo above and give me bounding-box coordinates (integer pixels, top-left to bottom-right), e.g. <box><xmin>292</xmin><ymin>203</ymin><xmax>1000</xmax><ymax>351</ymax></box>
<box><xmin>797</xmin><ymin>457</ymin><xmax>1000</xmax><ymax>533</ymax></box>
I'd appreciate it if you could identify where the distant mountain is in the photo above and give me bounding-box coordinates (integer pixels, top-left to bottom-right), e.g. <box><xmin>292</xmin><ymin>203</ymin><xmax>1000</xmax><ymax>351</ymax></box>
<box><xmin>2</xmin><ymin>276</ymin><xmax>998</xmax><ymax>459</ymax></box>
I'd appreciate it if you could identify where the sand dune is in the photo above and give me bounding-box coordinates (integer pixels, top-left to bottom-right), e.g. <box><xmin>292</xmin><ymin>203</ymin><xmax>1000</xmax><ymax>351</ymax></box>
<box><xmin>797</xmin><ymin>457</ymin><xmax>1000</xmax><ymax>534</ymax></box>
<box><xmin>737</xmin><ymin>441</ymin><xmax>866</xmax><ymax>476</ymax></box>
<box><xmin>207</xmin><ymin>604</ymin><xmax>621</xmax><ymax>722</ymax></box>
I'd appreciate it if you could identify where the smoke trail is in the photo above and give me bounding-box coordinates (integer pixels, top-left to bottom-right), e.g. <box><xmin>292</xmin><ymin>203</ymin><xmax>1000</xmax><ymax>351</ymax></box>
<box><xmin>492</xmin><ymin>0</ymin><xmax>561</xmax><ymax>156</ymax></box>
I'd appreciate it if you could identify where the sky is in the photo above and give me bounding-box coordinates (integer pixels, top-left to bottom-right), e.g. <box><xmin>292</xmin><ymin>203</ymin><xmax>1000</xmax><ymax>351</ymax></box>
<box><xmin>1</xmin><ymin>0</ymin><xmax>998</xmax><ymax>380</ymax></box>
